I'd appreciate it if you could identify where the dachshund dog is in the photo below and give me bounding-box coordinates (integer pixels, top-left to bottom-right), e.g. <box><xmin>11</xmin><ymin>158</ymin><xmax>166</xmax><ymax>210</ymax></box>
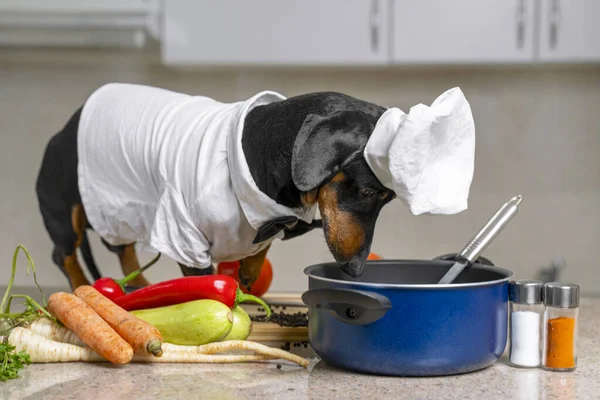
<box><xmin>35</xmin><ymin>88</ymin><xmax>396</xmax><ymax>291</ymax></box>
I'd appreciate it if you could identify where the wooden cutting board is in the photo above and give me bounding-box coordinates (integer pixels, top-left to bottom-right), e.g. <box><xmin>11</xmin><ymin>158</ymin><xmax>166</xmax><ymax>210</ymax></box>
<box><xmin>241</xmin><ymin>292</ymin><xmax>309</xmax><ymax>344</ymax></box>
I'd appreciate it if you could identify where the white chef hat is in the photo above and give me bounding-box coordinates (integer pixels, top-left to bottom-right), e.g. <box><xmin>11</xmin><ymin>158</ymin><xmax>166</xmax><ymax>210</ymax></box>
<box><xmin>363</xmin><ymin>87</ymin><xmax>476</xmax><ymax>216</ymax></box>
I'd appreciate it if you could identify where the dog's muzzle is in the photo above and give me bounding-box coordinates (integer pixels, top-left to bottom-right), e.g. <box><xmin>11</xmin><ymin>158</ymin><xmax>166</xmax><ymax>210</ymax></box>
<box><xmin>339</xmin><ymin>258</ymin><xmax>365</xmax><ymax>278</ymax></box>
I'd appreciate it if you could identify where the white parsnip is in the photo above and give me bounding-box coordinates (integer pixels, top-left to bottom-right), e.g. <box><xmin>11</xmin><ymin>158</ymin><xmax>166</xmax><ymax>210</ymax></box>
<box><xmin>132</xmin><ymin>353</ymin><xmax>274</xmax><ymax>363</ymax></box>
<box><xmin>27</xmin><ymin>317</ymin><xmax>86</xmax><ymax>347</ymax></box>
<box><xmin>21</xmin><ymin>319</ymin><xmax>309</xmax><ymax>367</ymax></box>
<box><xmin>162</xmin><ymin>340</ymin><xmax>310</xmax><ymax>367</ymax></box>
<box><xmin>4</xmin><ymin>328</ymin><xmax>310</xmax><ymax>367</ymax></box>
<box><xmin>5</xmin><ymin>327</ymin><xmax>105</xmax><ymax>363</ymax></box>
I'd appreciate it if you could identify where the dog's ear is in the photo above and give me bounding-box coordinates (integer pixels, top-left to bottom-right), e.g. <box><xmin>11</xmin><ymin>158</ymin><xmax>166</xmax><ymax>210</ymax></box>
<box><xmin>253</xmin><ymin>217</ymin><xmax>323</xmax><ymax>244</ymax></box>
<box><xmin>291</xmin><ymin>110</ymin><xmax>373</xmax><ymax>191</ymax></box>
<box><xmin>282</xmin><ymin>219</ymin><xmax>323</xmax><ymax>241</ymax></box>
<box><xmin>253</xmin><ymin>216</ymin><xmax>299</xmax><ymax>244</ymax></box>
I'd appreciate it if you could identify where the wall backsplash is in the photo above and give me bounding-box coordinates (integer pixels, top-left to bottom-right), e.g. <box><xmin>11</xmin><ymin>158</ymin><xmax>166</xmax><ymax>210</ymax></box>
<box><xmin>1</xmin><ymin>47</ymin><xmax>598</xmax><ymax>294</ymax></box>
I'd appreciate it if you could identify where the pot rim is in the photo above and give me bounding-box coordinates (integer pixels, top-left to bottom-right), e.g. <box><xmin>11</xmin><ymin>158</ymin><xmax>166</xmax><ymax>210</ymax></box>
<box><xmin>303</xmin><ymin>259</ymin><xmax>514</xmax><ymax>289</ymax></box>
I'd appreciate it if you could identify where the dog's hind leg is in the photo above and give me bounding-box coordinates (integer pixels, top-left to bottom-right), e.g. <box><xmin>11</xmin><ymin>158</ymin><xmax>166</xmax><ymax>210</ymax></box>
<box><xmin>79</xmin><ymin>230</ymin><xmax>102</xmax><ymax>281</ymax></box>
<box><xmin>100</xmin><ymin>239</ymin><xmax>151</xmax><ymax>287</ymax></box>
<box><xmin>63</xmin><ymin>204</ymin><xmax>92</xmax><ymax>289</ymax></box>
<box><xmin>46</xmin><ymin>203</ymin><xmax>91</xmax><ymax>290</ymax></box>
<box><xmin>37</xmin><ymin>108</ymin><xmax>92</xmax><ymax>290</ymax></box>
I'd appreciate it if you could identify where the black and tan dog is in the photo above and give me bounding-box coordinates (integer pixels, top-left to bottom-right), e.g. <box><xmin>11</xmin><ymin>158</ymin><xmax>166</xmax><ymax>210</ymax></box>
<box><xmin>35</xmin><ymin>89</ymin><xmax>396</xmax><ymax>291</ymax></box>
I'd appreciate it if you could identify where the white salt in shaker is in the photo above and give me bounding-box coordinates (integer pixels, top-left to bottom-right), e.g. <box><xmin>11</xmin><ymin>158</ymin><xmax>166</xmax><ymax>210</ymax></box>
<box><xmin>508</xmin><ymin>280</ymin><xmax>544</xmax><ymax>368</ymax></box>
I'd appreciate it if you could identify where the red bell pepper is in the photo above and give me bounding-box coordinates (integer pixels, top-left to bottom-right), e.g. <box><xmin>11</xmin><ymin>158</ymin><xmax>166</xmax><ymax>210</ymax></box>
<box><xmin>113</xmin><ymin>274</ymin><xmax>272</xmax><ymax>317</ymax></box>
<box><xmin>92</xmin><ymin>253</ymin><xmax>161</xmax><ymax>302</ymax></box>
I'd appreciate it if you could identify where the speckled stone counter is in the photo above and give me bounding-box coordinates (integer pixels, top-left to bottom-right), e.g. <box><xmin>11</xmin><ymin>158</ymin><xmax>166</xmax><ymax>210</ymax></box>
<box><xmin>2</xmin><ymin>297</ymin><xmax>599</xmax><ymax>400</ymax></box>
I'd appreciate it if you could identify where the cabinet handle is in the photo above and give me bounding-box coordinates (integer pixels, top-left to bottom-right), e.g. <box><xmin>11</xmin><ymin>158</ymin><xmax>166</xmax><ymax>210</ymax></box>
<box><xmin>516</xmin><ymin>0</ymin><xmax>526</xmax><ymax>49</ymax></box>
<box><xmin>369</xmin><ymin>0</ymin><xmax>380</xmax><ymax>53</ymax></box>
<box><xmin>549</xmin><ymin>0</ymin><xmax>561</xmax><ymax>50</ymax></box>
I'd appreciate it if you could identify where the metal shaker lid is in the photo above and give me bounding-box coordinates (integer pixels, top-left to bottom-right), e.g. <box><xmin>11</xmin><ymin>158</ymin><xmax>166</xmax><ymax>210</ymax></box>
<box><xmin>544</xmin><ymin>282</ymin><xmax>580</xmax><ymax>308</ymax></box>
<box><xmin>509</xmin><ymin>280</ymin><xmax>544</xmax><ymax>304</ymax></box>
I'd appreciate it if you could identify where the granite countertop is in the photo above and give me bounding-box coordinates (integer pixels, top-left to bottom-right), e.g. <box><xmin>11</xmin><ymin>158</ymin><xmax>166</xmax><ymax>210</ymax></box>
<box><xmin>1</xmin><ymin>296</ymin><xmax>598</xmax><ymax>400</ymax></box>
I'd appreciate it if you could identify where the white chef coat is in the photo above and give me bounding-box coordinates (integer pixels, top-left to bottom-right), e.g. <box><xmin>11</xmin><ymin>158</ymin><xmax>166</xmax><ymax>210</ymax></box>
<box><xmin>77</xmin><ymin>83</ymin><xmax>318</xmax><ymax>270</ymax></box>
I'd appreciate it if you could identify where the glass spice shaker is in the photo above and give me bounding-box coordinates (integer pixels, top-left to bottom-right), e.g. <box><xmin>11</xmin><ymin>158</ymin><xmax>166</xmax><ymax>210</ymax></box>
<box><xmin>508</xmin><ymin>280</ymin><xmax>544</xmax><ymax>368</ymax></box>
<box><xmin>542</xmin><ymin>282</ymin><xmax>580</xmax><ymax>371</ymax></box>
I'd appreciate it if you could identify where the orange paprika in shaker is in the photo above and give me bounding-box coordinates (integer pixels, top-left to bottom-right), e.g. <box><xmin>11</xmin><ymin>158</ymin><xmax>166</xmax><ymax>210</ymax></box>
<box><xmin>542</xmin><ymin>282</ymin><xmax>580</xmax><ymax>371</ymax></box>
<box><xmin>545</xmin><ymin>316</ymin><xmax>576</xmax><ymax>369</ymax></box>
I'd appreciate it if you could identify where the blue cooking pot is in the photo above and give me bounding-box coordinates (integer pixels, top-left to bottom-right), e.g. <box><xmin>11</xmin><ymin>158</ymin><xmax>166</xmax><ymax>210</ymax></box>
<box><xmin>301</xmin><ymin>257</ymin><xmax>513</xmax><ymax>377</ymax></box>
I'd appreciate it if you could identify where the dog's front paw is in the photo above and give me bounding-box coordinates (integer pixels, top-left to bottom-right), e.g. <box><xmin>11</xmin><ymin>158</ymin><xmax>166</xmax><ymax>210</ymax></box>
<box><xmin>237</xmin><ymin>262</ymin><xmax>256</xmax><ymax>291</ymax></box>
<box><xmin>238</xmin><ymin>269</ymin><xmax>255</xmax><ymax>292</ymax></box>
<box><xmin>179</xmin><ymin>263</ymin><xmax>215</xmax><ymax>277</ymax></box>
<box><xmin>236</xmin><ymin>245</ymin><xmax>270</xmax><ymax>292</ymax></box>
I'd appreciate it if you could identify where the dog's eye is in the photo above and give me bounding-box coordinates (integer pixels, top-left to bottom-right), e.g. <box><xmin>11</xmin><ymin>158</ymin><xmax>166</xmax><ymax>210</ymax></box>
<box><xmin>360</xmin><ymin>188</ymin><xmax>375</xmax><ymax>197</ymax></box>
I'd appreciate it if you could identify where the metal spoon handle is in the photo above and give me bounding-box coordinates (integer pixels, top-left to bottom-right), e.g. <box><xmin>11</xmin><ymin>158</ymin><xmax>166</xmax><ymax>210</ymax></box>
<box><xmin>458</xmin><ymin>195</ymin><xmax>523</xmax><ymax>264</ymax></box>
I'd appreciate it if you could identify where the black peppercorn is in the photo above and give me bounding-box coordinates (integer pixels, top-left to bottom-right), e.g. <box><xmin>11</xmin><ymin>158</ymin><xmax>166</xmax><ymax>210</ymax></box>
<box><xmin>250</xmin><ymin>311</ymin><xmax>308</xmax><ymax>327</ymax></box>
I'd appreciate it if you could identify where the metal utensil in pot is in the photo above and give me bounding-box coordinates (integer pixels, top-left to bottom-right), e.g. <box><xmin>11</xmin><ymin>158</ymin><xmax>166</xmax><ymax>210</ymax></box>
<box><xmin>437</xmin><ymin>194</ymin><xmax>523</xmax><ymax>284</ymax></box>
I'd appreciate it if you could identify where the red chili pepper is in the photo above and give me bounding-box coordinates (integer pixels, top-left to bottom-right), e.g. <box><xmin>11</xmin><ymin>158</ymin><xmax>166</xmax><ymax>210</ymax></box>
<box><xmin>92</xmin><ymin>278</ymin><xmax>127</xmax><ymax>302</ymax></box>
<box><xmin>113</xmin><ymin>274</ymin><xmax>272</xmax><ymax>317</ymax></box>
<box><xmin>92</xmin><ymin>253</ymin><xmax>161</xmax><ymax>302</ymax></box>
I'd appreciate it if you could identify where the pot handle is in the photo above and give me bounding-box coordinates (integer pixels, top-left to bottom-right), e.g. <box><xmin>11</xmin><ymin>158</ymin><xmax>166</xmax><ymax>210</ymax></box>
<box><xmin>301</xmin><ymin>288</ymin><xmax>392</xmax><ymax>325</ymax></box>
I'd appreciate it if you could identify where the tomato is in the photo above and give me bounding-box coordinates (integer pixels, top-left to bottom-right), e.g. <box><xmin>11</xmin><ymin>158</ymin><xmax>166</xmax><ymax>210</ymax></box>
<box><xmin>217</xmin><ymin>257</ymin><xmax>273</xmax><ymax>298</ymax></box>
<box><xmin>367</xmin><ymin>252</ymin><xmax>382</xmax><ymax>260</ymax></box>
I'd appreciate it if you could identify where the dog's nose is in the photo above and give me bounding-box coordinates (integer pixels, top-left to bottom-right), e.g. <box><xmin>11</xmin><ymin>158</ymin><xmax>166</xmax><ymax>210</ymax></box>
<box><xmin>340</xmin><ymin>259</ymin><xmax>365</xmax><ymax>278</ymax></box>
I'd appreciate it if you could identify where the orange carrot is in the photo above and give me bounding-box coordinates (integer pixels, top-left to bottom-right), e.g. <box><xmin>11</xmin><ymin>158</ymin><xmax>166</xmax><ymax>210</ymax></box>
<box><xmin>47</xmin><ymin>292</ymin><xmax>133</xmax><ymax>364</ymax></box>
<box><xmin>73</xmin><ymin>285</ymin><xmax>163</xmax><ymax>357</ymax></box>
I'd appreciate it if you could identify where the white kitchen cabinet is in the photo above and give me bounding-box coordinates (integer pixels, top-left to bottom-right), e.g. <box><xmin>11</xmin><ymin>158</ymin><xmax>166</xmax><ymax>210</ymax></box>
<box><xmin>537</xmin><ymin>0</ymin><xmax>600</xmax><ymax>62</ymax></box>
<box><xmin>162</xmin><ymin>0</ymin><xmax>389</xmax><ymax>66</ymax></box>
<box><xmin>390</xmin><ymin>0</ymin><xmax>536</xmax><ymax>64</ymax></box>
<box><xmin>0</xmin><ymin>0</ymin><xmax>157</xmax><ymax>47</ymax></box>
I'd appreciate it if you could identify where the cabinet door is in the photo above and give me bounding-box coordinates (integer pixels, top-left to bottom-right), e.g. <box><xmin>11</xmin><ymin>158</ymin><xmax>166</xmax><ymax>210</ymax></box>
<box><xmin>538</xmin><ymin>0</ymin><xmax>600</xmax><ymax>62</ymax></box>
<box><xmin>391</xmin><ymin>0</ymin><xmax>536</xmax><ymax>64</ymax></box>
<box><xmin>162</xmin><ymin>0</ymin><xmax>389</xmax><ymax>66</ymax></box>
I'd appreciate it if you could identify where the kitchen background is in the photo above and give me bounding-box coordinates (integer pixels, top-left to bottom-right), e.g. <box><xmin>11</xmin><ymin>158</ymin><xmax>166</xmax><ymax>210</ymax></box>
<box><xmin>0</xmin><ymin>0</ymin><xmax>598</xmax><ymax>294</ymax></box>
